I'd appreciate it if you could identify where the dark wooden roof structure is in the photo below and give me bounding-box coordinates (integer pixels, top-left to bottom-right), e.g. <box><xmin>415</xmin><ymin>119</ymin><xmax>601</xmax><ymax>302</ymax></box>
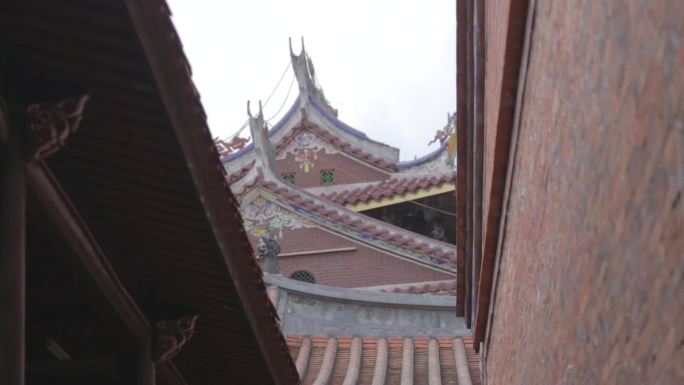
<box><xmin>0</xmin><ymin>1</ymin><xmax>298</xmax><ymax>384</ymax></box>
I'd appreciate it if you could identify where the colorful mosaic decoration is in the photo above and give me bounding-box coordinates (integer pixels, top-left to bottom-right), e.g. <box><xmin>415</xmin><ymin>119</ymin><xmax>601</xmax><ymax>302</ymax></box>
<box><xmin>214</xmin><ymin>136</ymin><xmax>248</xmax><ymax>157</ymax></box>
<box><xmin>242</xmin><ymin>196</ymin><xmax>316</xmax><ymax>238</ymax></box>
<box><xmin>276</xmin><ymin>131</ymin><xmax>338</xmax><ymax>173</ymax></box>
<box><xmin>320</xmin><ymin>169</ymin><xmax>335</xmax><ymax>185</ymax></box>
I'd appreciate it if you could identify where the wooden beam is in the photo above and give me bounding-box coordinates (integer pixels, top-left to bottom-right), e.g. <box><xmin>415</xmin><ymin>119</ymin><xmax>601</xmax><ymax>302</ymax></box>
<box><xmin>455</xmin><ymin>0</ymin><xmax>468</xmax><ymax>318</ymax></box>
<box><xmin>138</xmin><ymin>338</ymin><xmax>155</xmax><ymax>385</ymax></box>
<box><xmin>0</xmin><ymin>103</ymin><xmax>26</xmax><ymax>385</ymax></box>
<box><xmin>26</xmin><ymin>163</ymin><xmax>149</xmax><ymax>344</ymax></box>
<box><xmin>26</xmin><ymin>357</ymin><xmax>118</xmax><ymax>374</ymax></box>
<box><xmin>0</xmin><ymin>97</ymin><xmax>7</xmax><ymax>142</ymax></box>
<box><xmin>347</xmin><ymin>184</ymin><xmax>456</xmax><ymax>212</ymax></box>
<box><xmin>156</xmin><ymin>362</ymin><xmax>189</xmax><ymax>385</ymax></box>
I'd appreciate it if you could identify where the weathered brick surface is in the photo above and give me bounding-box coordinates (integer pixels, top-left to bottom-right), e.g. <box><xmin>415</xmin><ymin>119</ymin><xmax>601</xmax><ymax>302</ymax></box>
<box><xmin>484</xmin><ymin>1</ymin><xmax>683</xmax><ymax>384</ymax></box>
<box><xmin>482</xmin><ymin>0</ymin><xmax>510</xmax><ymax>220</ymax></box>
<box><xmin>249</xmin><ymin>226</ymin><xmax>452</xmax><ymax>288</ymax></box>
<box><xmin>276</xmin><ymin>151</ymin><xmax>389</xmax><ymax>188</ymax></box>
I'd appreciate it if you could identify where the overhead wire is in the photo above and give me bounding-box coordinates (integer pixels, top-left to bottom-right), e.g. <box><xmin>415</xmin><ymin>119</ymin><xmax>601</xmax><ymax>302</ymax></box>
<box><xmin>223</xmin><ymin>60</ymin><xmax>292</xmax><ymax>141</ymax></box>
<box><xmin>266</xmin><ymin>74</ymin><xmax>296</xmax><ymax>123</ymax></box>
<box><xmin>262</xmin><ymin>61</ymin><xmax>293</xmax><ymax>107</ymax></box>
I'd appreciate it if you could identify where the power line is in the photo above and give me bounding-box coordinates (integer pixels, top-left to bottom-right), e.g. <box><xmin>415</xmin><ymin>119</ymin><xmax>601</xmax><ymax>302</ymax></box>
<box><xmin>262</xmin><ymin>61</ymin><xmax>292</xmax><ymax>107</ymax></box>
<box><xmin>223</xmin><ymin>60</ymin><xmax>292</xmax><ymax>141</ymax></box>
<box><xmin>266</xmin><ymin>74</ymin><xmax>296</xmax><ymax>123</ymax></box>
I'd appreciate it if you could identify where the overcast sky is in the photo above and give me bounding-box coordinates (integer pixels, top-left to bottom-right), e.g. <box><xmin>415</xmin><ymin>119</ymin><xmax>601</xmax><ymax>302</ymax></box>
<box><xmin>168</xmin><ymin>0</ymin><xmax>455</xmax><ymax>161</ymax></box>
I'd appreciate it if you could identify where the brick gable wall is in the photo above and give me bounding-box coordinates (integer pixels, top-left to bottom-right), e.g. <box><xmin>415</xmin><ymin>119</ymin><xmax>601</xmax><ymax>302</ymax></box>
<box><xmin>482</xmin><ymin>1</ymin><xmax>684</xmax><ymax>384</ymax></box>
<box><xmin>250</xmin><ymin>226</ymin><xmax>453</xmax><ymax>288</ymax></box>
<box><xmin>276</xmin><ymin>152</ymin><xmax>389</xmax><ymax>188</ymax></box>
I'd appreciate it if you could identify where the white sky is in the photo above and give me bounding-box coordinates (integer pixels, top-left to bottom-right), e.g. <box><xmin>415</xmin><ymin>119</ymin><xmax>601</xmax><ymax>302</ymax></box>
<box><xmin>168</xmin><ymin>0</ymin><xmax>455</xmax><ymax>161</ymax></box>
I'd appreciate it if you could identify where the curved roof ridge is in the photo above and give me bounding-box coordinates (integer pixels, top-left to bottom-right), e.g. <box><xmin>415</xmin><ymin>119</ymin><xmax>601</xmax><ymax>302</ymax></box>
<box><xmin>221</xmin><ymin>94</ymin><xmax>399</xmax><ymax>167</ymax></box>
<box><xmin>396</xmin><ymin>141</ymin><xmax>448</xmax><ymax>170</ymax></box>
<box><xmin>220</xmin><ymin>98</ymin><xmax>300</xmax><ymax>163</ymax></box>
<box><xmin>240</xmin><ymin>168</ymin><xmax>456</xmax><ymax>270</ymax></box>
<box><xmin>308</xmin><ymin>95</ymin><xmax>402</xmax><ymax>157</ymax></box>
<box><xmin>317</xmin><ymin>170</ymin><xmax>456</xmax><ymax>206</ymax></box>
<box><xmin>308</xmin><ymin>94</ymin><xmax>368</xmax><ymax>139</ymax></box>
<box><xmin>299</xmin><ymin>120</ymin><xmax>397</xmax><ymax>171</ymax></box>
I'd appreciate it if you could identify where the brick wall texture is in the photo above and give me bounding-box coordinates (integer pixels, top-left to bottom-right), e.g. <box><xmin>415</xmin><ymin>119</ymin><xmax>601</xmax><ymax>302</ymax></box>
<box><xmin>249</xmin><ymin>226</ymin><xmax>452</xmax><ymax>288</ymax></box>
<box><xmin>483</xmin><ymin>1</ymin><xmax>683</xmax><ymax>384</ymax></box>
<box><xmin>482</xmin><ymin>0</ymin><xmax>509</xmax><ymax>219</ymax></box>
<box><xmin>276</xmin><ymin>151</ymin><xmax>389</xmax><ymax>188</ymax></box>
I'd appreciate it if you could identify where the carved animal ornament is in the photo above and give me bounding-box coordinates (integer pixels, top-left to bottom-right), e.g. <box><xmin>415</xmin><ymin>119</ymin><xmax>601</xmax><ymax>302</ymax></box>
<box><xmin>257</xmin><ymin>234</ymin><xmax>281</xmax><ymax>274</ymax></box>
<box><xmin>26</xmin><ymin>95</ymin><xmax>89</xmax><ymax>162</ymax></box>
<box><xmin>154</xmin><ymin>315</ymin><xmax>198</xmax><ymax>362</ymax></box>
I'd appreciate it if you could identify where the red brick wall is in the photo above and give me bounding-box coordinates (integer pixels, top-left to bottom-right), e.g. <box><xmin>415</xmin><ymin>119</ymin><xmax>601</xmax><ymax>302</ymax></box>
<box><xmin>249</xmin><ymin>226</ymin><xmax>452</xmax><ymax>288</ymax></box>
<box><xmin>482</xmin><ymin>0</ymin><xmax>510</xmax><ymax>220</ymax></box>
<box><xmin>276</xmin><ymin>151</ymin><xmax>389</xmax><ymax>188</ymax></box>
<box><xmin>483</xmin><ymin>1</ymin><xmax>683</xmax><ymax>384</ymax></box>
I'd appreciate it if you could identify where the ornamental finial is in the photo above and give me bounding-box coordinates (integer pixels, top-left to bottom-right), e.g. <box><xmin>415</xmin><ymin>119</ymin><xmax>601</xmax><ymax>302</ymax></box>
<box><xmin>257</xmin><ymin>234</ymin><xmax>281</xmax><ymax>274</ymax></box>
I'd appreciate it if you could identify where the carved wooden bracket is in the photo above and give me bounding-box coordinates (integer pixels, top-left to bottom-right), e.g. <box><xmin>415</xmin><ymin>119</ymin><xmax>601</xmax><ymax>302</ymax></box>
<box><xmin>25</xmin><ymin>94</ymin><xmax>89</xmax><ymax>162</ymax></box>
<box><xmin>154</xmin><ymin>314</ymin><xmax>198</xmax><ymax>362</ymax></box>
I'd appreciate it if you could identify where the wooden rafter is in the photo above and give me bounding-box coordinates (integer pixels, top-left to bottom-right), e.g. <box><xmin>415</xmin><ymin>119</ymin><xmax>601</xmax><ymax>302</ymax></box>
<box><xmin>26</xmin><ymin>163</ymin><xmax>150</xmax><ymax>343</ymax></box>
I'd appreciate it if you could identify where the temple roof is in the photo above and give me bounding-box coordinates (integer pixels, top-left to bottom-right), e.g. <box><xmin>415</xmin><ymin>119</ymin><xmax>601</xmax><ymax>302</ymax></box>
<box><xmin>397</xmin><ymin>141</ymin><xmax>451</xmax><ymax>172</ymax></box>
<box><xmin>237</xmin><ymin>174</ymin><xmax>456</xmax><ymax>271</ymax></box>
<box><xmin>221</xmin><ymin>40</ymin><xmax>455</xmax><ymax>176</ymax></box>
<box><xmin>359</xmin><ymin>279</ymin><xmax>458</xmax><ymax>295</ymax></box>
<box><xmin>314</xmin><ymin>170</ymin><xmax>456</xmax><ymax>209</ymax></box>
<box><xmin>230</xmin><ymin>107</ymin><xmax>457</xmax><ymax>272</ymax></box>
<box><xmin>1</xmin><ymin>1</ymin><xmax>298</xmax><ymax>384</ymax></box>
<box><xmin>264</xmin><ymin>274</ymin><xmax>474</xmax><ymax>384</ymax></box>
<box><xmin>287</xmin><ymin>336</ymin><xmax>481</xmax><ymax>385</ymax></box>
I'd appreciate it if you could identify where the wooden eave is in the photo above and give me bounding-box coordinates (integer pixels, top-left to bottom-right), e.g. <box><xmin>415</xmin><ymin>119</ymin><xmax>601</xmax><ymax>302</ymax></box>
<box><xmin>26</xmin><ymin>162</ymin><xmax>186</xmax><ymax>381</ymax></box>
<box><xmin>27</xmin><ymin>163</ymin><xmax>149</xmax><ymax>343</ymax></box>
<box><xmin>0</xmin><ymin>1</ymin><xmax>299</xmax><ymax>384</ymax></box>
<box><xmin>122</xmin><ymin>1</ymin><xmax>299</xmax><ymax>382</ymax></box>
<box><xmin>347</xmin><ymin>184</ymin><xmax>456</xmax><ymax>212</ymax></box>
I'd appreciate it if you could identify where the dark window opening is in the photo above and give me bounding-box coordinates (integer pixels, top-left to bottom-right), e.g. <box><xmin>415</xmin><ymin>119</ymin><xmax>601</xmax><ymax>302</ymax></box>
<box><xmin>282</xmin><ymin>172</ymin><xmax>296</xmax><ymax>185</ymax></box>
<box><xmin>361</xmin><ymin>192</ymin><xmax>457</xmax><ymax>244</ymax></box>
<box><xmin>290</xmin><ymin>270</ymin><xmax>316</xmax><ymax>283</ymax></box>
